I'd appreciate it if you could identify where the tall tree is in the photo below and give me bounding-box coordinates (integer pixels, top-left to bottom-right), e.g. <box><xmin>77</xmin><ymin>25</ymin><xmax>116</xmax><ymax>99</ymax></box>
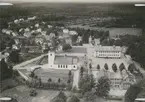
<box><xmin>0</xmin><ymin>58</ymin><xmax>13</xmax><ymax>80</ymax></box>
<box><xmin>79</xmin><ymin>74</ymin><xmax>96</xmax><ymax>94</ymax></box>
<box><xmin>68</xmin><ymin>70</ymin><xmax>72</xmax><ymax>80</ymax></box>
<box><xmin>96</xmin><ymin>76</ymin><xmax>110</xmax><ymax>97</ymax></box>
<box><xmin>104</xmin><ymin>63</ymin><xmax>109</xmax><ymax>70</ymax></box>
<box><xmin>48</xmin><ymin>78</ymin><xmax>52</xmax><ymax>83</ymax></box>
<box><xmin>119</xmin><ymin>63</ymin><xmax>126</xmax><ymax>72</ymax></box>
<box><xmin>128</xmin><ymin>64</ymin><xmax>136</xmax><ymax>73</ymax></box>
<box><xmin>124</xmin><ymin>84</ymin><xmax>142</xmax><ymax>102</ymax></box>
<box><xmin>89</xmin><ymin>63</ymin><xmax>92</xmax><ymax>69</ymax></box>
<box><xmin>112</xmin><ymin>63</ymin><xmax>117</xmax><ymax>72</ymax></box>
<box><xmin>80</xmin><ymin>67</ymin><xmax>84</xmax><ymax>78</ymax></box>
<box><xmin>97</xmin><ymin>64</ymin><xmax>100</xmax><ymax>70</ymax></box>
<box><xmin>58</xmin><ymin>78</ymin><xmax>61</xmax><ymax>83</ymax></box>
<box><xmin>67</xmin><ymin>95</ymin><xmax>80</xmax><ymax>102</ymax></box>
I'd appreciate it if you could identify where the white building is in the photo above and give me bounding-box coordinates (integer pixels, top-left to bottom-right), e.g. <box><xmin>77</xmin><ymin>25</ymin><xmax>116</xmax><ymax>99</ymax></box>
<box><xmin>95</xmin><ymin>46</ymin><xmax>122</xmax><ymax>58</ymax></box>
<box><xmin>69</xmin><ymin>30</ymin><xmax>78</xmax><ymax>35</ymax></box>
<box><xmin>48</xmin><ymin>52</ymin><xmax>78</xmax><ymax>70</ymax></box>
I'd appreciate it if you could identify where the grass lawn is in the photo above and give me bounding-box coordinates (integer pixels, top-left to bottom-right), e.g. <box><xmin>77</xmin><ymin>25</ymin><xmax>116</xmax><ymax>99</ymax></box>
<box><xmin>35</xmin><ymin>68</ymin><xmax>73</xmax><ymax>83</ymax></box>
<box><xmin>1</xmin><ymin>85</ymin><xmax>61</xmax><ymax>102</ymax></box>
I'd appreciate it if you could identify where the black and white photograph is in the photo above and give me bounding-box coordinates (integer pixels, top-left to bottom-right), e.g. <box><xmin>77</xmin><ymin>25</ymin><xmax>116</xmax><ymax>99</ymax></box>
<box><xmin>0</xmin><ymin>0</ymin><xmax>145</xmax><ymax>102</ymax></box>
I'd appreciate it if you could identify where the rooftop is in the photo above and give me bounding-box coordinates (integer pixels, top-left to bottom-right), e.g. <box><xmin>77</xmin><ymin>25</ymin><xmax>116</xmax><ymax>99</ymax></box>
<box><xmin>96</xmin><ymin>46</ymin><xmax>122</xmax><ymax>52</ymax></box>
<box><xmin>57</xmin><ymin>46</ymin><xmax>87</xmax><ymax>54</ymax></box>
<box><xmin>54</xmin><ymin>55</ymin><xmax>78</xmax><ymax>65</ymax></box>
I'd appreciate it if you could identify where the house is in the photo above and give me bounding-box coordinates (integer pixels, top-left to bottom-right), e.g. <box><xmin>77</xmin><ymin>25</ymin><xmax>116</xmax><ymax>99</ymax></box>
<box><xmin>35</xmin><ymin>34</ymin><xmax>46</xmax><ymax>45</ymax></box>
<box><xmin>28</xmin><ymin>16</ymin><xmax>36</xmax><ymax>21</ymax></box>
<box><xmin>63</xmin><ymin>29</ymin><xmax>69</xmax><ymax>34</ymax></box>
<box><xmin>69</xmin><ymin>30</ymin><xmax>78</xmax><ymax>35</ymax></box>
<box><xmin>47</xmin><ymin>25</ymin><xmax>53</xmax><ymax>28</ymax></box>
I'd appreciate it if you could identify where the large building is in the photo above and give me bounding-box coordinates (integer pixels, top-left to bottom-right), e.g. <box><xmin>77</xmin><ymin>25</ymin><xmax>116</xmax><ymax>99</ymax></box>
<box><xmin>95</xmin><ymin>45</ymin><xmax>122</xmax><ymax>58</ymax></box>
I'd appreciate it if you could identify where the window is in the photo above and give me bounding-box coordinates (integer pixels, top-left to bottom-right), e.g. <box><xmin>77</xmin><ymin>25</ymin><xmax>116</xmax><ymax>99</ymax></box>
<box><xmin>66</xmin><ymin>65</ymin><xmax>68</xmax><ymax>68</ymax></box>
<box><xmin>63</xmin><ymin>65</ymin><xmax>65</xmax><ymax>68</ymax></box>
<box><xmin>74</xmin><ymin>66</ymin><xmax>76</xmax><ymax>68</ymax></box>
<box><xmin>58</xmin><ymin>65</ymin><xmax>60</xmax><ymax>68</ymax></box>
<box><xmin>61</xmin><ymin>65</ymin><xmax>62</xmax><ymax>68</ymax></box>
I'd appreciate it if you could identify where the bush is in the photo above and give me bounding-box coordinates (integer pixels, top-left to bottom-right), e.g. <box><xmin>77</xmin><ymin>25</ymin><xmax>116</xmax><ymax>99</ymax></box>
<box><xmin>67</xmin><ymin>95</ymin><xmax>80</xmax><ymax>102</ymax></box>
<box><xmin>62</xmin><ymin>44</ymin><xmax>72</xmax><ymax>51</ymax></box>
<box><xmin>29</xmin><ymin>89</ymin><xmax>37</xmax><ymax>97</ymax></box>
<box><xmin>26</xmin><ymin>81</ymin><xmax>66</xmax><ymax>90</ymax></box>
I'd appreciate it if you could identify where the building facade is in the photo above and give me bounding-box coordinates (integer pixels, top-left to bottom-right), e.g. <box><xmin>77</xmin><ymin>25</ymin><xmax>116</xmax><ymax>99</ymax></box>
<box><xmin>95</xmin><ymin>46</ymin><xmax>122</xmax><ymax>58</ymax></box>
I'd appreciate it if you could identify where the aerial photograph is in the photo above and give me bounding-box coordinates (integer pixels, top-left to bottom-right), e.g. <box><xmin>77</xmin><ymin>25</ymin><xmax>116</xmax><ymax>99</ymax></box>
<box><xmin>0</xmin><ymin>0</ymin><xmax>145</xmax><ymax>102</ymax></box>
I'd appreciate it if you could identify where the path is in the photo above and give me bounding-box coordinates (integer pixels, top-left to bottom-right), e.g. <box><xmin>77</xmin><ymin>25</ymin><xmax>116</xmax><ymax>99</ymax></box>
<box><xmin>73</xmin><ymin>69</ymin><xmax>80</xmax><ymax>89</ymax></box>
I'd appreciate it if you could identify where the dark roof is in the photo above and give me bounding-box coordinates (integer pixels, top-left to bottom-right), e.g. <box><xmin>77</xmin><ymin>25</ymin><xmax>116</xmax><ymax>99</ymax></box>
<box><xmin>57</xmin><ymin>46</ymin><xmax>87</xmax><ymax>54</ymax></box>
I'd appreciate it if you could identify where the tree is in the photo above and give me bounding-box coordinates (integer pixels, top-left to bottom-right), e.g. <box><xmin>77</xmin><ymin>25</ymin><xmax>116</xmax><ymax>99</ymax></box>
<box><xmin>51</xmin><ymin>97</ymin><xmax>65</xmax><ymax>102</ymax></box>
<box><xmin>113</xmin><ymin>39</ymin><xmax>122</xmax><ymax>46</ymax></box>
<box><xmin>79</xmin><ymin>74</ymin><xmax>96</xmax><ymax>94</ymax></box>
<box><xmin>96</xmin><ymin>76</ymin><xmax>110</xmax><ymax>97</ymax></box>
<box><xmin>112</xmin><ymin>63</ymin><xmax>117</xmax><ymax>72</ymax></box>
<box><xmin>58</xmin><ymin>78</ymin><xmax>61</xmax><ymax>83</ymax></box>
<box><xmin>67</xmin><ymin>79</ymin><xmax>71</xmax><ymax>84</ymax></box>
<box><xmin>29</xmin><ymin>72</ymin><xmax>35</xmax><ymax>78</ymax></box>
<box><xmin>124</xmin><ymin>84</ymin><xmax>142</xmax><ymax>102</ymax></box>
<box><xmin>38</xmin><ymin>78</ymin><xmax>42</xmax><ymax>86</ymax></box>
<box><xmin>119</xmin><ymin>63</ymin><xmax>125</xmax><ymax>72</ymax></box>
<box><xmin>57</xmin><ymin>91</ymin><xmax>67</xmax><ymax>102</ymax></box>
<box><xmin>68</xmin><ymin>70</ymin><xmax>72</xmax><ymax>78</ymax></box>
<box><xmin>126</xmin><ymin>35</ymin><xmax>145</xmax><ymax>69</ymax></box>
<box><xmin>67</xmin><ymin>95</ymin><xmax>80</xmax><ymax>102</ymax></box>
<box><xmin>97</xmin><ymin>64</ymin><xmax>100</xmax><ymax>70</ymax></box>
<box><xmin>80</xmin><ymin>67</ymin><xmax>84</xmax><ymax>77</ymax></box>
<box><xmin>62</xmin><ymin>44</ymin><xmax>72</xmax><ymax>51</ymax></box>
<box><xmin>89</xmin><ymin>63</ymin><xmax>92</xmax><ymax>69</ymax></box>
<box><xmin>0</xmin><ymin>58</ymin><xmax>13</xmax><ymax>80</ymax></box>
<box><xmin>104</xmin><ymin>63</ymin><xmax>108</xmax><ymax>70</ymax></box>
<box><xmin>128</xmin><ymin>64</ymin><xmax>136</xmax><ymax>73</ymax></box>
<box><xmin>9</xmin><ymin>50</ymin><xmax>20</xmax><ymax>64</ymax></box>
<box><xmin>48</xmin><ymin>78</ymin><xmax>52</xmax><ymax>82</ymax></box>
<box><xmin>84</xmin><ymin>89</ymin><xmax>97</xmax><ymax>102</ymax></box>
<box><xmin>101</xmin><ymin>39</ymin><xmax>110</xmax><ymax>46</ymax></box>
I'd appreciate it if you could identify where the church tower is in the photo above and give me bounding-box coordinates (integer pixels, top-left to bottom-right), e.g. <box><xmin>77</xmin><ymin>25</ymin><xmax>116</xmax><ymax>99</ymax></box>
<box><xmin>48</xmin><ymin>51</ymin><xmax>55</xmax><ymax>68</ymax></box>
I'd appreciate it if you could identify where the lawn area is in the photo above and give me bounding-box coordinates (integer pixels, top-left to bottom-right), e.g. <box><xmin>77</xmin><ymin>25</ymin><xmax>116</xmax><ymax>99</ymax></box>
<box><xmin>35</xmin><ymin>68</ymin><xmax>73</xmax><ymax>83</ymax></box>
<box><xmin>0</xmin><ymin>78</ymin><xmax>18</xmax><ymax>92</ymax></box>
<box><xmin>1</xmin><ymin>85</ymin><xmax>61</xmax><ymax>102</ymax></box>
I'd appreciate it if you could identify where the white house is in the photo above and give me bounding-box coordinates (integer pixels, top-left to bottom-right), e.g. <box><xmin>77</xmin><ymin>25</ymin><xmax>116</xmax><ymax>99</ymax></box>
<box><xmin>69</xmin><ymin>30</ymin><xmax>78</xmax><ymax>35</ymax></box>
<box><xmin>63</xmin><ymin>29</ymin><xmax>69</xmax><ymax>34</ymax></box>
<box><xmin>28</xmin><ymin>16</ymin><xmax>36</xmax><ymax>20</ymax></box>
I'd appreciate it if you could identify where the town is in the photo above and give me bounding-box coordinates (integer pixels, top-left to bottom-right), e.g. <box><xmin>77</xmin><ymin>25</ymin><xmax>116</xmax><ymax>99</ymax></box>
<box><xmin>0</xmin><ymin>2</ymin><xmax>145</xmax><ymax>102</ymax></box>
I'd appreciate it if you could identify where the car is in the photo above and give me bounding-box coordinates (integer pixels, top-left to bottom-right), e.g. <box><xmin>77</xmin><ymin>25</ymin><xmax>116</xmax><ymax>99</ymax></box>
<box><xmin>29</xmin><ymin>89</ymin><xmax>37</xmax><ymax>97</ymax></box>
